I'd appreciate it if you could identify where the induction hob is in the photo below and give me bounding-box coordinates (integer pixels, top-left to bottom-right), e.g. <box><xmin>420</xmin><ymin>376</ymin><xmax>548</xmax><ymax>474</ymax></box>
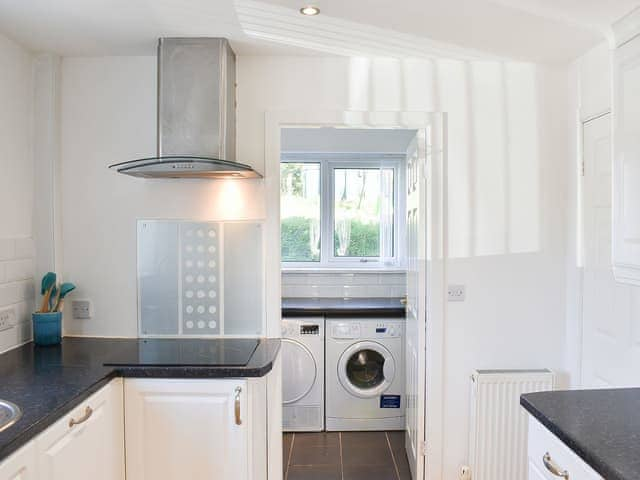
<box><xmin>104</xmin><ymin>338</ymin><xmax>260</xmax><ymax>367</ymax></box>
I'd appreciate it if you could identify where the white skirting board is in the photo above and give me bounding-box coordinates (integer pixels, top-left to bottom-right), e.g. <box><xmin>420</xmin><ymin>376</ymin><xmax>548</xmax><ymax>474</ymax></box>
<box><xmin>468</xmin><ymin>369</ymin><xmax>555</xmax><ymax>480</ymax></box>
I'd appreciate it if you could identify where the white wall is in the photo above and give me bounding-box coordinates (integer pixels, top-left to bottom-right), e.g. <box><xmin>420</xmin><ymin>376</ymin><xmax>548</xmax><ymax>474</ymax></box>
<box><xmin>59</xmin><ymin>56</ymin><xmax>265</xmax><ymax>337</ymax></box>
<box><xmin>0</xmin><ymin>33</ymin><xmax>36</xmax><ymax>352</ymax></box>
<box><xmin>281</xmin><ymin>127</ymin><xmax>417</xmax><ymax>153</ymax></box>
<box><xmin>57</xmin><ymin>53</ymin><xmax>570</xmax><ymax>477</ymax></box>
<box><xmin>236</xmin><ymin>55</ymin><xmax>570</xmax><ymax>479</ymax></box>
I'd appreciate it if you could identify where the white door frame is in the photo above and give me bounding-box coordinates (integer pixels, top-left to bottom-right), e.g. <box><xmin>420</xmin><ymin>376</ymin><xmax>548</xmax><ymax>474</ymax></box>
<box><xmin>263</xmin><ymin>110</ymin><xmax>446</xmax><ymax>480</ymax></box>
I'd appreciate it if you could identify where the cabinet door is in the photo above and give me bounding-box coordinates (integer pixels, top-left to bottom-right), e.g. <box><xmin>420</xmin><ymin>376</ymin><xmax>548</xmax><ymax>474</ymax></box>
<box><xmin>613</xmin><ymin>34</ymin><xmax>640</xmax><ymax>285</ymax></box>
<box><xmin>528</xmin><ymin>459</ymin><xmax>552</xmax><ymax>480</ymax></box>
<box><xmin>0</xmin><ymin>443</ymin><xmax>37</xmax><ymax>480</ymax></box>
<box><xmin>124</xmin><ymin>378</ymin><xmax>248</xmax><ymax>480</ymax></box>
<box><xmin>36</xmin><ymin>379</ymin><xmax>124</xmax><ymax>480</ymax></box>
<box><xmin>528</xmin><ymin>417</ymin><xmax>603</xmax><ymax>479</ymax></box>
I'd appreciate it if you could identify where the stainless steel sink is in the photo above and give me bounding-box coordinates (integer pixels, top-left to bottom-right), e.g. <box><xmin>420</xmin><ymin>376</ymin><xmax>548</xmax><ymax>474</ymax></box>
<box><xmin>0</xmin><ymin>400</ymin><xmax>21</xmax><ymax>432</ymax></box>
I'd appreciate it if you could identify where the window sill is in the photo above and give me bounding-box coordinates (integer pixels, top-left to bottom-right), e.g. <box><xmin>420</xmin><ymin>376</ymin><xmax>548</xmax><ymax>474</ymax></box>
<box><xmin>281</xmin><ymin>267</ymin><xmax>407</xmax><ymax>274</ymax></box>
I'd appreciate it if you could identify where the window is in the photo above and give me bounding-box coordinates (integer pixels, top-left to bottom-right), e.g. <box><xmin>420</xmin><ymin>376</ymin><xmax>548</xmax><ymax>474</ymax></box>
<box><xmin>280</xmin><ymin>162</ymin><xmax>321</xmax><ymax>262</ymax></box>
<box><xmin>281</xmin><ymin>158</ymin><xmax>403</xmax><ymax>268</ymax></box>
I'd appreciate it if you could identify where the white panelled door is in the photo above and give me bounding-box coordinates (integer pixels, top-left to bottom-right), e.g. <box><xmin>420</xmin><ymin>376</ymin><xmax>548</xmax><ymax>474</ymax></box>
<box><xmin>405</xmin><ymin>118</ymin><xmax>445</xmax><ymax>480</ymax></box>
<box><xmin>582</xmin><ymin>114</ymin><xmax>640</xmax><ymax>387</ymax></box>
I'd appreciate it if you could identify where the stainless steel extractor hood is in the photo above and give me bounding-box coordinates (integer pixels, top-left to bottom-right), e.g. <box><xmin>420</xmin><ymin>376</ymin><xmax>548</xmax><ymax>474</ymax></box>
<box><xmin>109</xmin><ymin>38</ymin><xmax>261</xmax><ymax>179</ymax></box>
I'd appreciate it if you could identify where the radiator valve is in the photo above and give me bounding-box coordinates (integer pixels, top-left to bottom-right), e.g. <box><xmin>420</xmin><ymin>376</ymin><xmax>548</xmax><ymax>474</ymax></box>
<box><xmin>459</xmin><ymin>465</ymin><xmax>471</xmax><ymax>480</ymax></box>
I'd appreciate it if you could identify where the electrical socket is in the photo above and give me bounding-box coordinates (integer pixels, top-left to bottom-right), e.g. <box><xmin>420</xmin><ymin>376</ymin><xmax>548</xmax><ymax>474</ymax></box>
<box><xmin>72</xmin><ymin>299</ymin><xmax>93</xmax><ymax>319</ymax></box>
<box><xmin>0</xmin><ymin>307</ymin><xmax>16</xmax><ymax>331</ymax></box>
<box><xmin>448</xmin><ymin>285</ymin><xmax>466</xmax><ymax>302</ymax></box>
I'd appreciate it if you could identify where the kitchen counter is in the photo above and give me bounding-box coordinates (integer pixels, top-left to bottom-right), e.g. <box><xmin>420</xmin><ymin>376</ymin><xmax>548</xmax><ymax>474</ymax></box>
<box><xmin>281</xmin><ymin>297</ymin><xmax>405</xmax><ymax>317</ymax></box>
<box><xmin>0</xmin><ymin>337</ymin><xmax>280</xmax><ymax>463</ymax></box>
<box><xmin>521</xmin><ymin>388</ymin><xmax>640</xmax><ymax>480</ymax></box>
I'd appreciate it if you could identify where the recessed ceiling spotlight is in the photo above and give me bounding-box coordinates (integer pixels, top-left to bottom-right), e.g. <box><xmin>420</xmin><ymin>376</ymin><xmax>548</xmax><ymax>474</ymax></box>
<box><xmin>299</xmin><ymin>5</ymin><xmax>320</xmax><ymax>16</ymax></box>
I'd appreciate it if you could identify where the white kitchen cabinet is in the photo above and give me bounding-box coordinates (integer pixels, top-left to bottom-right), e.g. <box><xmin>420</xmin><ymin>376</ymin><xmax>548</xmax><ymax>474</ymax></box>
<box><xmin>0</xmin><ymin>443</ymin><xmax>37</xmax><ymax>480</ymax></box>
<box><xmin>124</xmin><ymin>378</ymin><xmax>267</xmax><ymax>480</ymax></box>
<box><xmin>527</xmin><ymin>417</ymin><xmax>602</xmax><ymax>480</ymax></box>
<box><xmin>613</xmin><ymin>9</ymin><xmax>640</xmax><ymax>286</ymax></box>
<box><xmin>35</xmin><ymin>378</ymin><xmax>124</xmax><ymax>480</ymax></box>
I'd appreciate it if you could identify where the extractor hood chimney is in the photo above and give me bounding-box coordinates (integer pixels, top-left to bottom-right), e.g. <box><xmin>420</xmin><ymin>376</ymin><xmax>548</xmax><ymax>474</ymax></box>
<box><xmin>109</xmin><ymin>38</ymin><xmax>261</xmax><ymax>179</ymax></box>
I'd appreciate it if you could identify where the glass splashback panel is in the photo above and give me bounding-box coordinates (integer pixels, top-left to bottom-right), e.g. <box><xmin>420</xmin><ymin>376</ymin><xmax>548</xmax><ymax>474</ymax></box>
<box><xmin>138</xmin><ymin>220</ymin><xmax>264</xmax><ymax>337</ymax></box>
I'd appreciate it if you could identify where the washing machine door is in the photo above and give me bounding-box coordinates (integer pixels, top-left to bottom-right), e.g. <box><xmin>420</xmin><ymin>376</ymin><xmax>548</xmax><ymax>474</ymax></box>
<box><xmin>282</xmin><ymin>338</ymin><xmax>318</xmax><ymax>404</ymax></box>
<box><xmin>337</xmin><ymin>341</ymin><xmax>396</xmax><ymax>399</ymax></box>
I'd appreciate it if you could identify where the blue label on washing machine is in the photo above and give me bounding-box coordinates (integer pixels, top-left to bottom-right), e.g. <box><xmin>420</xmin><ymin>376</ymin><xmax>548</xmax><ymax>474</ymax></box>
<box><xmin>380</xmin><ymin>395</ymin><xmax>401</xmax><ymax>408</ymax></box>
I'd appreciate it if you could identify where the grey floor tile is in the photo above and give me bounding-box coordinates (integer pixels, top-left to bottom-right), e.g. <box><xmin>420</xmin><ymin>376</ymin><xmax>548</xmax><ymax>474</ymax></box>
<box><xmin>394</xmin><ymin>451</ymin><xmax>412</xmax><ymax>480</ymax></box>
<box><xmin>294</xmin><ymin>432</ymin><xmax>339</xmax><ymax>448</ymax></box>
<box><xmin>343</xmin><ymin>465</ymin><xmax>399</xmax><ymax>480</ymax></box>
<box><xmin>287</xmin><ymin>465</ymin><xmax>342</xmax><ymax>480</ymax></box>
<box><xmin>387</xmin><ymin>431</ymin><xmax>405</xmax><ymax>454</ymax></box>
<box><xmin>290</xmin><ymin>444</ymin><xmax>341</xmax><ymax>466</ymax></box>
<box><xmin>283</xmin><ymin>433</ymin><xmax>294</xmax><ymax>466</ymax></box>
<box><xmin>397</xmin><ymin>466</ymin><xmax>412</xmax><ymax>480</ymax></box>
<box><xmin>341</xmin><ymin>431</ymin><xmax>389</xmax><ymax>447</ymax></box>
<box><xmin>342</xmin><ymin>443</ymin><xmax>394</xmax><ymax>466</ymax></box>
<box><xmin>341</xmin><ymin>432</ymin><xmax>393</xmax><ymax>467</ymax></box>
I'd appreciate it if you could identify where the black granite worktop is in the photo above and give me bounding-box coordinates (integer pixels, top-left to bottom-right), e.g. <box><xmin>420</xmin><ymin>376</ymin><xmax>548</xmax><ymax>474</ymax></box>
<box><xmin>281</xmin><ymin>297</ymin><xmax>405</xmax><ymax>317</ymax></box>
<box><xmin>0</xmin><ymin>337</ymin><xmax>280</xmax><ymax>463</ymax></box>
<box><xmin>521</xmin><ymin>388</ymin><xmax>640</xmax><ymax>480</ymax></box>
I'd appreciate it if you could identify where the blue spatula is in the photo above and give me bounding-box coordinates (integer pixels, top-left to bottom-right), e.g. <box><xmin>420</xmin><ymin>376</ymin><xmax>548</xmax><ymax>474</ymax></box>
<box><xmin>39</xmin><ymin>272</ymin><xmax>57</xmax><ymax>312</ymax></box>
<box><xmin>53</xmin><ymin>283</ymin><xmax>76</xmax><ymax>313</ymax></box>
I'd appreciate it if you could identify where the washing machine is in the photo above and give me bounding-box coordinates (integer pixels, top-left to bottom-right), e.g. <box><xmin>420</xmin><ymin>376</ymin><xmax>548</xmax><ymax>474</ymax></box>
<box><xmin>326</xmin><ymin>318</ymin><xmax>405</xmax><ymax>431</ymax></box>
<box><xmin>281</xmin><ymin>317</ymin><xmax>324</xmax><ymax>432</ymax></box>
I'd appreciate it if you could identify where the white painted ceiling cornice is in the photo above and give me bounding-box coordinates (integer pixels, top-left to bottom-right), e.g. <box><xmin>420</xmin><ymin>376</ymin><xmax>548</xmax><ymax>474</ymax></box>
<box><xmin>234</xmin><ymin>0</ymin><xmax>501</xmax><ymax>61</ymax></box>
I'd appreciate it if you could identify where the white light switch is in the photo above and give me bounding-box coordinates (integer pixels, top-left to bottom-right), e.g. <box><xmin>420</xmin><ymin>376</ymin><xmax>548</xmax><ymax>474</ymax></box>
<box><xmin>448</xmin><ymin>285</ymin><xmax>466</xmax><ymax>302</ymax></box>
<box><xmin>72</xmin><ymin>299</ymin><xmax>93</xmax><ymax>319</ymax></box>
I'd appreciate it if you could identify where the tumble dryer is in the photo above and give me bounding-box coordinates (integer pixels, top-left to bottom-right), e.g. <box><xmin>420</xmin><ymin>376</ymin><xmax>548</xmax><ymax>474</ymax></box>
<box><xmin>281</xmin><ymin>317</ymin><xmax>324</xmax><ymax>432</ymax></box>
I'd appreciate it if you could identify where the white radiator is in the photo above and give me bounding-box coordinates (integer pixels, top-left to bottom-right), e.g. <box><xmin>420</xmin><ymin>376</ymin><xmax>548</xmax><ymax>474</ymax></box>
<box><xmin>468</xmin><ymin>369</ymin><xmax>554</xmax><ymax>480</ymax></box>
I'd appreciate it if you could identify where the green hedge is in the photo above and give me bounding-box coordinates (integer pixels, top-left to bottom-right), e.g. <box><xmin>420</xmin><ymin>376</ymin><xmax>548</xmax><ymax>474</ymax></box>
<box><xmin>335</xmin><ymin>221</ymin><xmax>379</xmax><ymax>257</ymax></box>
<box><xmin>281</xmin><ymin>217</ymin><xmax>319</xmax><ymax>262</ymax></box>
<box><xmin>281</xmin><ymin>216</ymin><xmax>379</xmax><ymax>261</ymax></box>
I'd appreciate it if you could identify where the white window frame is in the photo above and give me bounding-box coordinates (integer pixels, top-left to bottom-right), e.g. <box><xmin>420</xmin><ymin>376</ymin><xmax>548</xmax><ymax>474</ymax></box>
<box><xmin>281</xmin><ymin>153</ymin><xmax>406</xmax><ymax>270</ymax></box>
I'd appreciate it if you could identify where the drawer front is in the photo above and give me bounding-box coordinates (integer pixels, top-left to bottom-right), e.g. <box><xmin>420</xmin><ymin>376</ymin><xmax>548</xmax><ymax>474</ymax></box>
<box><xmin>528</xmin><ymin>417</ymin><xmax>603</xmax><ymax>480</ymax></box>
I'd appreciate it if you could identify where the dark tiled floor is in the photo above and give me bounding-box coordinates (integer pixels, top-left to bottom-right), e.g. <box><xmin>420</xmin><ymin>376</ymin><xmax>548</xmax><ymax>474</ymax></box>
<box><xmin>283</xmin><ymin>431</ymin><xmax>412</xmax><ymax>480</ymax></box>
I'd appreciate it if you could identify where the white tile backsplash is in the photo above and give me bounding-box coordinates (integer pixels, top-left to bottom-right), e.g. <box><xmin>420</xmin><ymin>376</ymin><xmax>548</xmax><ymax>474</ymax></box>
<box><xmin>0</xmin><ymin>239</ymin><xmax>14</xmax><ymax>261</ymax></box>
<box><xmin>14</xmin><ymin>237</ymin><xmax>35</xmax><ymax>259</ymax></box>
<box><xmin>282</xmin><ymin>271</ymin><xmax>406</xmax><ymax>298</ymax></box>
<box><xmin>0</xmin><ymin>237</ymin><xmax>35</xmax><ymax>353</ymax></box>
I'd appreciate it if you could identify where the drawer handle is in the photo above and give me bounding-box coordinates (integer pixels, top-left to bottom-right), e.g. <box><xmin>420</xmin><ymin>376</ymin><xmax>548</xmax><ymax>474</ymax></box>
<box><xmin>69</xmin><ymin>406</ymin><xmax>93</xmax><ymax>428</ymax></box>
<box><xmin>543</xmin><ymin>452</ymin><xmax>569</xmax><ymax>479</ymax></box>
<box><xmin>234</xmin><ymin>387</ymin><xmax>242</xmax><ymax>426</ymax></box>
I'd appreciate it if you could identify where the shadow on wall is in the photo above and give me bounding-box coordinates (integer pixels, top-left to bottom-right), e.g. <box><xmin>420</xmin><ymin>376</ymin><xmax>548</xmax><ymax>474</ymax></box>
<box><xmin>347</xmin><ymin>57</ymin><xmax>541</xmax><ymax>259</ymax></box>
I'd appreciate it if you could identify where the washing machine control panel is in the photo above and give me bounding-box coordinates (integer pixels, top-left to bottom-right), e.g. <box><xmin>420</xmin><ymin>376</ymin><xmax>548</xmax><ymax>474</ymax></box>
<box><xmin>367</xmin><ymin>322</ymin><xmax>403</xmax><ymax>338</ymax></box>
<box><xmin>331</xmin><ymin>321</ymin><xmax>403</xmax><ymax>338</ymax></box>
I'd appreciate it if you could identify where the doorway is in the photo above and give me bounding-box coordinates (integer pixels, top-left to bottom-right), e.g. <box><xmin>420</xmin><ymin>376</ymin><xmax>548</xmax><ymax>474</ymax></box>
<box><xmin>265</xmin><ymin>111</ymin><xmax>446</xmax><ymax>480</ymax></box>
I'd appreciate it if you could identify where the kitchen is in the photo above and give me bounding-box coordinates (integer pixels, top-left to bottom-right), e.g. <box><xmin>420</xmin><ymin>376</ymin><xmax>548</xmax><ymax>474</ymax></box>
<box><xmin>0</xmin><ymin>1</ymin><xmax>640</xmax><ymax>480</ymax></box>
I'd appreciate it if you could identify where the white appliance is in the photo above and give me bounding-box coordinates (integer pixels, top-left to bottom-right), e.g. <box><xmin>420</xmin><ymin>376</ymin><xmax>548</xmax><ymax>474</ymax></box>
<box><xmin>281</xmin><ymin>317</ymin><xmax>324</xmax><ymax>432</ymax></box>
<box><xmin>326</xmin><ymin>318</ymin><xmax>405</xmax><ymax>431</ymax></box>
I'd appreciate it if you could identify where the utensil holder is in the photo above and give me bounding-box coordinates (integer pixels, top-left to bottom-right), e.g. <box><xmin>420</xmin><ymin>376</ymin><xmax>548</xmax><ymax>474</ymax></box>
<box><xmin>32</xmin><ymin>312</ymin><xmax>62</xmax><ymax>346</ymax></box>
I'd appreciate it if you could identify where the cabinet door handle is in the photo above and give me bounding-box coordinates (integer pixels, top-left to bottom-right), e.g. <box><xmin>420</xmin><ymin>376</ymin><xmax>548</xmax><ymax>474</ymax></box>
<box><xmin>234</xmin><ymin>387</ymin><xmax>242</xmax><ymax>426</ymax></box>
<box><xmin>543</xmin><ymin>452</ymin><xmax>569</xmax><ymax>479</ymax></box>
<box><xmin>69</xmin><ymin>406</ymin><xmax>93</xmax><ymax>428</ymax></box>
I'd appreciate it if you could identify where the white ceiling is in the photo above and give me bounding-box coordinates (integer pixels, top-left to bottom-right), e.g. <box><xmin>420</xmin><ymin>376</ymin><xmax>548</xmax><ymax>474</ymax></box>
<box><xmin>0</xmin><ymin>0</ymin><xmax>637</xmax><ymax>63</ymax></box>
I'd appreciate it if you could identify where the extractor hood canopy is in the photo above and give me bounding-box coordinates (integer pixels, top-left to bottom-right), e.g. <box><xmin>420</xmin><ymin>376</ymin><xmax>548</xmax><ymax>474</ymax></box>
<box><xmin>109</xmin><ymin>38</ymin><xmax>261</xmax><ymax>179</ymax></box>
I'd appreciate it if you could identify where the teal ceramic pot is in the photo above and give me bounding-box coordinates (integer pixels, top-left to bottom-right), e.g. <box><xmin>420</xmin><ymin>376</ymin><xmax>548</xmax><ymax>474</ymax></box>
<box><xmin>32</xmin><ymin>311</ymin><xmax>62</xmax><ymax>346</ymax></box>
